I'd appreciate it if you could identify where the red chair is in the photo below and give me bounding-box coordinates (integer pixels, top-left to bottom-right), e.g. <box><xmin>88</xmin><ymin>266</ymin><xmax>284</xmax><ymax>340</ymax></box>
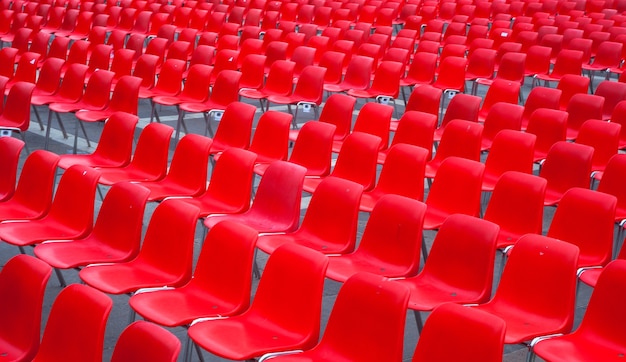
<box><xmin>565</xmin><ymin>93</ymin><xmax>605</xmax><ymax>140</ymax></box>
<box><xmin>128</xmin><ymin>220</ymin><xmax>258</xmax><ymax>361</ymax></box>
<box><xmin>547</xmin><ymin>187</ymin><xmax>616</xmax><ymax>270</ymax></box>
<box><xmin>594</xmin><ymin>80</ymin><xmax>626</xmax><ymax>120</ymax></box>
<box><xmin>484</xmin><ymin>171</ymin><xmax>547</xmax><ymax>259</ymax></box>
<box><xmin>361</xmin><ymin>143</ymin><xmax>428</xmax><ymax>212</ymax></box>
<box><xmin>583</xmin><ymin>41</ymin><xmax>624</xmax><ymax>89</ymax></box>
<box><xmin>74</xmin><ymin>75</ymin><xmax>142</xmax><ymax>125</ymax></box>
<box><xmin>412</xmin><ymin>303</ymin><xmax>506</xmax><ymax>361</ymax></box>
<box><xmin>465</xmin><ymin>48</ymin><xmax>497</xmax><ymax>95</ymax></box>
<box><xmin>395</xmin><ymin>86</ymin><xmax>441</xmax><ymax>133</ymax></box>
<box><xmin>258</xmin><ymin>272</ymin><xmax>410</xmax><ymax>362</ymax></box>
<box><xmin>479</xmin><ymin>103</ymin><xmax>525</xmax><ymax>151</ymax></box>
<box><xmin>482</xmin><ymin>130</ymin><xmax>537</xmax><ymax>191</ymax></box>
<box><xmin>204</xmin><ymin>161</ymin><xmax>306</xmax><ymax>234</ymax></box>
<box><xmin>332</xmin><ymin>102</ymin><xmax>392</xmax><ymax>153</ymax></box>
<box><xmin>526</xmin><ymin>108</ymin><xmax>569</xmax><ymax>163</ymax></box>
<box><xmin>433</xmin><ymin>93</ymin><xmax>482</xmax><ymax>142</ymax></box>
<box><xmin>245</xmin><ymin>111</ymin><xmax>291</xmax><ymax>165</ymax></box>
<box><xmin>0</xmin><ymin>82</ymin><xmax>35</xmax><ymax>151</ymax></box>
<box><xmin>556</xmin><ymin>74</ymin><xmax>590</xmax><ymax>111</ymax></box>
<box><xmin>0</xmin><ymin>255</ymin><xmax>52</xmax><ymax>362</ymax></box>
<box><xmin>303</xmin><ymin>132</ymin><xmax>381</xmax><ymax>193</ymax></box>
<box><xmin>324</xmin><ymin>194</ymin><xmax>425</xmax><ymax>282</ymax></box>
<box><xmin>400</xmin><ymin>52</ymin><xmax>438</xmax><ymax>104</ymax></box>
<box><xmin>426</xmin><ymin>120</ymin><xmax>483</xmax><ymax>179</ymax></box>
<box><xmin>347</xmin><ymin>60</ymin><xmax>404</xmax><ymax>113</ymax></box>
<box><xmin>134</xmin><ymin>134</ymin><xmax>212</xmax><ymax>202</ymax></box>
<box><xmin>530</xmin><ymin>259</ymin><xmax>626</xmax><ymax>361</ymax></box>
<box><xmin>432</xmin><ymin>56</ymin><xmax>468</xmax><ymax>117</ymax></box>
<box><xmin>0</xmin><ymin>136</ymin><xmax>24</xmax><ymax>202</ymax></box>
<box><xmin>78</xmin><ymin>199</ymin><xmax>200</xmax><ymax>294</ymax></box>
<box><xmin>111</xmin><ymin>321</ymin><xmax>181</xmax><ymax>362</ymax></box>
<box><xmin>31</xmin><ymin>284</ymin><xmax>112</xmax><ymax>362</ymax></box>
<box><xmin>323</xmin><ymin>55</ymin><xmax>374</xmax><ymax>95</ymax></box>
<box><xmin>576</xmin><ymin>119</ymin><xmax>621</xmax><ymax>174</ymax></box>
<box><xmin>469</xmin><ymin>234</ymin><xmax>579</xmax><ymax>346</ymax></box>
<box><xmin>256</xmin><ymin>177</ymin><xmax>363</xmax><ymax>256</ymax></box>
<box><xmin>395</xmin><ymin>214</ymin><xmax>499</xmax><ymax>332</ymax></box>
<box><xmin>534</xmin><ymin>49</ymin><xmax>584</xmax><ymax>87</ymax></box>
<box><xmin>138</xmin><ymin>59</ymin><xmax>186</xmax><ymax>122</ymax></box>
<box><xmin>178</xmin><ymin>70</ymin><xmax>242</xmax><ymax>140</ymax></box>
<box><xmin>540</xmin><ymin>141</ymin><xmax>594</xmax><ymax>206</ymax></box>
<box><xmin>152</xmin><ymin>64</ymin><xmax>213</xmax><ymax>123</ymax></box>
<box><xmin>521</xmin><ymin>86</ymin><xmax>562</xmax><ymax>130</ymax></box>
<box><xmin>477</xmin><ymin>79</ymin><xmax>522</xmax><ymax>123</ymax></box>
<box><xmin>266</xmin><ymin>65</ymin><xmax>326</xmax><ymax>128</ymax></box>
<box><xmin>208</xmin><ymin>102</ymin><xmax>256</xmax><ymax>156</ymax></box>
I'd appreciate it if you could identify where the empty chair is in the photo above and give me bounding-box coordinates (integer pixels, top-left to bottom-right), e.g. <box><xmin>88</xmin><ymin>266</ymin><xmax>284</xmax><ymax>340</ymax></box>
<box><xmin>0</xmin><ymin>82</ymin><xmax>36</xmax><ymax>151</ymax></box>
<box><xmin>433</xmin><ymin>93</ymin><xmax>482</xmax><ymax>142</ymax></box>
<box><xmin>134</xmin><ymin>134</ymin><xmax>212</xmax><ymax>202</ymax></box>
<box><xmin>383</xmin><ymin>111</ymin><xmax>437</xmax><ymax>163</ymax></box>
<box><xmin>78</xmin><ymin>199</ymin><xmax>200</xmax><ymax>295</ymax></box>
<box><xmin>529</xmin><ymin>260</ymin><xmax>626</xmax><ymax>361</ymax></box>
<box><xmin>468</xmin><ymin>234</ymin><xmax>579</xmax><ymax>346</ymax></box>
<box><xmin>33</xmin><ymin>182</ymin><xmax>150</xmax><ymax>286</ymax></box>
<box><xmin>465</xmin><ymin>48</ymin><xmax>498</xmax><ymax>95</ymax></box>
<box><xmin>477</xmin><ymin>79</ymin><xmax>522</xmax><ymax>123</ymax></box>
<box><xmin>111</xmin><ymin>321</ymin><xmax>181</xmax><ymax>362</ymax></box>
<box><xmin>325</xmin><ymin>194</ymin><xmax>426</xmax><ymax>282</ymax></box>
<box><xmin>138</xmin><ymin>59</ymin><xmax>186</xmax><ymax>122</ymax></box>
<box><xmin>565</xmin><ymin>93</ymin><xmax>605</xmax><ymax>140</ymax></box>
<box><xmin>187</xmin><ymin>243</ymin><xmax>329</xmax><ymax>361</ymax></box>
<box><xmin>526</xmin><ymin>108</ymin><xmax>569</xmax><ymax>163</ymax></box>
<box><xmin>412</xmin><ymin>303</ymin><xmax>506</xmax><ymax>362</ymax></box>
<box><xmin>204</xmin><ymin>161</ymin><xmax>306</xmax><ymax>234</ymax></box>
<box><xmin>245</xmin><ymin>111</ymin><xmax>291</xmax><ymax>165</ymax></box>
<box><xmin>576</xmin><ymin>119</ymin><xmax>621</xmax><ymax>174</ymax></box>
<box><xmin>303</xmin><ymin>132</ymin><xmax>381</xmax><ymax>193</ymax></box>
<box><xmin>396</xmin><ymin>214</ymin><xmax>499</xmax><ymax>332</ymax></box>
<box><xmin>0</xmin><ymin>255</ymin><xmax>52</xmax><ymax>362</ymax></box>
<box><xmin>540</xmin><ymin>141</ymin><xmax>594</xmax><ymax>206</ymax></box>
<box><xmin>547</xmin><ymin>187</ymin><xmax>616</xmax><ymax>270</ymax></box>
<box><xmin>289</xmin><ymin>94</ymin><xmax>356</xmax><ymax>143</ymax></box>
<box><xmin>480</xmin><ymin>103</ymin><xmax>525</xmax><ymax>151</ymax></box>
<box><xmin>258</xmin><ymin>272</ymin><xmax>410</xmax><ymax>362</ymax></box>
<box><xmin>31</xmin><ymin>284</ymin><xmax>112</xmax><ymax>362</ymax></box>
<box><xmin>347</xmin><ymin>60</ymin><xmax>404</xmax><ymax>112</ymax></box>
<box><xmin>534</xmin><ymin>49</ymin><xmax>584</xmax><ymax>87</ymax></box>
<box><xmin>128</xmin><ymin>220</ymin><xmax>258</xmax><ymax>361</ymax></box>
<box><xmin>332</xmin><ymin>102</ymin><xmax>392</xmax><ymax>153</ymax></box>
<box><xmin>594</xmin><ymin>80</ymin><xmax>626</xmax><ymax>120</ymax></box>
<box><xmin>426</xmin><ymin>120</ymin><xmax>484</xmax><ymax>179</ymax></box>
<box><xmin>0</xmin><ymin>165</ymin><xmax>100</xmax><ymax>254</ymax></box>
<box><xmin>557</xmin><ymin>74</ymin><xmax>590</xmax><ymax>111</ymax></box>
<box><xmin>256</xmin><ymin>177</ymin><xmax>363</xmax><ymax>256</ymax></box>
<box><xmin>323</xmin><ymin>55</ymin><xmax>374</xmax><ymax>95</ymax></box>
<box><xmin>0</xmin><ymin>137</ymin><xmax>24</xmax><ymax>202</ymax></box>
<box><xmin>208</xmin><ymin>102</ymin><xmax>256</xmax><ymax>156</ymax></box>
<box><xmin>432</xmin><ymin>56</ymin><xmax>468</xmax><ymax>117</ymax></box>
<box><xmin>400</xmin><ymin>52</ymin><xmax>438</xmax><ymax>103</ymax></box>
<box><xmin>521</xmin><ymin>86</ymin><xmax>562</xmax><ymax>130</ymax></box>
<box><xmin>482</xmin><ymin>130</ymin><xmax>537</xmax><ymax>191</ymax></box>
<box><xmin>583</xmin><ymin>41</ymin><xmax>623</xmax><ymax>89</ymax></box>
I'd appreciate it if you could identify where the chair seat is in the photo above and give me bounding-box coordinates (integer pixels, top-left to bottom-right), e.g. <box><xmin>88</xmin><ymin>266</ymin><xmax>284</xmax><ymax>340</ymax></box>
<box><xmin>422</xmin><ymin>208</ymin><xmax>450</xmax><ymax>230</ymax></box>
<box><xmin>302</xmin><ymin>177</ymin><xmax>323</xmax><ymax>193</ymax></box>
<box><xmin>544</xmin><ymin>189</ymin><xmax>564</xmax><ymax>206</ymax></box>
<box><xmin>256</xmin><ymin>229</ymin><xmax>353</xmax><ymax>255</ymax></box>
<box><xmin>179</xmin><ymin>100</ymin><xmax>228</xmax><ymax>113</ymax></box>
<box><xmin>0</xmin><ymin>221</ymin><xmax>88</xmax><ymax>247</ymax></box>
<box><xmin>34</xmin><ymin>239</ymin><xmax>136</xmax><ymax>269</ymax></box>
<box><xmin>404</xmin><ymin>276</ymin><xmax>489</xmax><ymax>311</ymax></box>
<box><xmin>266</xmin><ymin>94</ymin><xmax>317</xmax><ymax>104</ymax></box>
<box><xmin>178</xmin><ymin>197</ymin><xmax>247</xmax><ymax>218</ymax></box>
<box><xmin>79</xmin><ymin>263</ymin><xmax>188</xmax><ymax>294</ymax></box>
<box><xmin>58</xmin><ymin>154</ymin><xmax>127</xmax><ymax>169</ymax></box>
<box><xmin>153</xmin><ymin>93</ymin><xmax>205</xmax><ymax>106</ymax></box>
<box><xmin>204</xmin><ymin>212</ymin><xmax>298</xmax><ymax>234</ymax></box>
<box><xmin>578</xmin><ymin>268</ymin><xmax>603</xmax><ymax>288</ymax></box>
<box><xmin>532</xmin><ymin>337</ymin><xmax>624</xmax><ymax>361</ymax></box>
<box><xmin>326</xmin><ymin>254</ymin><xmax>416</xmax><ymax>282</ymax></box>
<box><xmin>0</xmin><ymin>202</ymin><xmax>43</xmax><ymax>222</ymax></box>
<box><xmin>188</xmin><ymin>314</ymin><xmax>312</xmax><ymax>361</ymax></box>
<box><xmin>130</xmin><ymin>285</ymin><xmax>242</xmax><ymax>327</ymax></box>
<box><xmin>75</xmin><ymin>109</ymin><xmax>116</xmax><ymax>122</ymax></box>
<box><xmin>495</xmin><ymin>230</ymin><xmax>524</xmax><ymax>249</ymax></box>
<box><xmin>140</xmin><ymin>182</ymin><xmax>205</xmax><ymax>202</ymax></box>
<box><xmin>238</xmin><ymin>89</ymin><xmax>266</xmax><ymax>100</ymax></box>
<box><xmin>97</xmin><ymin>167</ymin><xmax>164</xmax><ymax>186</ymax></box>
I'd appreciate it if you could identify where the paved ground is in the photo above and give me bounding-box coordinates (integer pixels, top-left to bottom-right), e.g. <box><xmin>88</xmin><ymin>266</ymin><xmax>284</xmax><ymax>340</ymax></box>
<box><xmin>0</xmin><ymin>78</ymin><xmax>601</xmax><ymax>360</ymax></box>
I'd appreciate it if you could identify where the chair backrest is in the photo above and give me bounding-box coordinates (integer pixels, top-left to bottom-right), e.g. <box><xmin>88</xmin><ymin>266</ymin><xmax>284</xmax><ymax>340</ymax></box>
<box><xmin>521</xmin><ymin>86</ymin><xmax>562</xmax><ymax>128</ymax></box>
<box><xmin>525</xmin><ymin>108</ymin><xmax>568</xmax><ymax>161</ymax></box>
<box><xmin>88</xmin><ymin>111</ymin><xmax>138</xmax><ymax>166</ymax></box>
<box><xmin>370</xmin><ymin>144</ymin><xmax>429</xmax><ymax>202</ymax></box>
<box><xmin>440</xmin><ymin>93</ymin><xmax>482</xmax><ymax>128</ymax></box>
<box><xmin>245</xmin><ymin>161</ymin><xmax>307</xmax><ymax>233</ymax></box>
<box><xmin>484</xmin><ymin>171</ymin><xmax>547</xmax><ymax>246</ymax></box>
<box><xmin>433</xmin><ymin>56</ymin><xmax>467</xmax><ymax>92</ymax></box>
<box><xmin>368</xmin><ymin>60</ymin><xmax>404</xmax><ymax>98</ymax></box>
<box><xmin>0</xmin><ymin>255</ymin><xmax>52</xmax><ymax>361</ymax></box>
<box><xmin>291</xmin><ymin>65</ymin><xmax>326</xmax><ymax>105</ymax></box>
<box><xmin>245</xmin><ymin>243</ymin><xmax>329</xmax><ymax>351</ymax></box>
<box><xmin>201</xmin><ymin>148</ymin><xmax>257</xmax><ymax>215</ymax></box>
<box><xmin>207</xmin><ymin>70</ymin><xmax>242</xmax><ymax>107</ymax></box>
<box><xmin>390</xmin><ymin>111</ymin><xmax>437</xmax><ymax>161</ymax></box>
<box><xmin>317</xmin><ymin>93</ymin><xmax>356</xmax><ymax>141</ymax></box>
<box><xmin>248</xmin><ymin>111</ymin><xmax>291</xmax><ymax>163</ymax></box>
<box><xmin>295</xmin><ymin>272</ymin><xmax>410</xmax><ymax>362</ymax></box>
<box><xmin>481</xmin><ymin>103</ymin><xmax>525</xmax><ymax>147</ymax></box>
<box><xmin>432</xmin><ymin>119</ymin><xmax>484</xmax><ymax>163</ymax></box>
<box><xmin>576</xmin><ymin>119</ymin><xmax>621</xmax><ymax>172</ymax></box>
<box><xmin>33</xmin><ymin>284</ymin><xmax>113</xmax><ymax>362</ymax></box>
<box><xmin>111</xmin><ymin>321</ymin><xmax>181</xmax><ymax>362</ymax></box>
<box><xmin>566</xmin><ymin>93</ymin><xmax>605</xmax><ymax>138</ymax></box>
<box><xmin>547</xmin><ymin>187</ymin><xmax>617</xmax><ymax>268</ymax></box>
<box><xmin>262</xmin><ymin>59</ymin><xmax>296</xmax><ymax>96</ymax></box>
<box><xmin>405</xmin><ymin>84</ymin><xmax>441</xmax><ymax>123</ymax></box>
<box><xmin>353</xmin><ymin>194</ymin><xmax>427</xmax><ymax>277</ymax></box>
<box><xmin>479</xmin><ymin>79</ymin><xmax>522</xmax><ymax>120</ymax></box>
<box><xmin>412</xmin><ymin>303</ymin><xmax>506</xmax><ymax>362</ymax></box>
<box><xmin>484</xmin><ymin>130</ymin><xmax>536</xmax><ymax>182</ymax></box>
<box><xmin>33</xmin><ymin>58</ymin><xmax>65</xmax><ymax>96</ymax></box>
<box><xmin>492</xmin><ymin>234</ymin><xmax>579</xmax><ymax>333</ymax></box>
<box><xmin>0</xmin><ymin>136</ymin><xmax>24</xmax><ymax>201</ymax></box>
<box><xmin>46</xmin><ymin>164</ymin><xmax>100</xmax><ymax>236</ymax></box>
<box><xmin>598</xmin><ymin>154</ymin><xmax>626</xmax><ymax>212</ymax></box>
<box><xmin>108</xmin><ymin>75</ymin><xmax>142</xmax><ymax>115</ymax></box>
<box><xmin>341</xmin><ymin>55</ymin><xmax>375</xmax><ymax>89</ymax></box>
<box><xmin>1</xmin><ymin>82</ymin><xmax>35</xmax><ymax>131</ymax></box>
<box><xmin>353</xmin><ymin>102</ymin><xmax>393</xmax><ymax>151</ymax></box>
<box><xmin>539</xmin><ymin>141</ymin><xmax>594</xmax><ymax>201</ymax></box>
<box><xmin>122</xmin><ymin>122</ymin><xmax>173</xmax><ymax>182</ymax></box>
<box><xmin>150</xmin><ymin>58</ymin><xmax>185</xmax><ymax>95</ymax></box>
<box><xmin>211</xmin><ymin>102</ymin><xmax>256</xmax><ymax>153</ymax></box>
<box><xmin>556</xmin><ymin>74</ymin><xmax>590</xmax><ymax>110</ymax></box>
<box><xmin>289</xmin><ymin>121</ymin><xmax>336</xmax><ymax>177</ymax></box>
<box><xmin>594</xmin><ymin>80</ymin><xmax>626</xmax><ymax>120</ymax></box>
<box><xmin>163</xmin><ymin>134</ymin><xmax>212</xmax><ymax>196</ymax></box>
<box><xmin>333</xmin><ymin>132</ymin><xmax>382</xmax><ymax>191</ymax></box>
<box><xmin>426</xmin><ymin>157</ymin><xmax>485</xmax><ymax>218</ymax></box>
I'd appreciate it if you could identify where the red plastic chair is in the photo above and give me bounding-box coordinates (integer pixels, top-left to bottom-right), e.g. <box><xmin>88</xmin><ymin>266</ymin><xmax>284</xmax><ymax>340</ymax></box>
<box><xmin>135</xmin><ymin>134</ymin><xmax>212</xmax><ymax>202</ymax></box>
<box><xmin>138</xmin><ymin>59</ymin><xmax>186</xmax><ymax>122</ymax></box>
<box><xmin>4</xmin><ymin>52</ymin><xmax>40</xmax><ymax>93</ymax></box>
<box><xmin>465</xmin><ymin>48</ymin><xmax>497</xmax><ymax>95</ymax></box>
<box><xmin>412</xmin><ymin>303</ymin><xmax>506</xmax><ymax>361</ymax></box>
<box><xmin>433</xmin><ymin>93</ymin><xmax>482</xmax><ymax>142</ymax></box>
<box><xmin>583</xmin><ymin>41</ymin><xmax>624</xmax><ymax>89</ymax></box>
<box><xmin>521</xmin><ymin>86</ymin><xmax>562</xmax><ymax>130</ymax></box>
<box><xmin>400</xmin><ymin>52</ymin><xmax>438</xmax><ymax>104</ymax></box>
<box><xmin>75</xmin><ymin>75</ymin><xmax>142</xmax><ymax>124</ymax></box>
<box><xmin>303</xmin><ymin>132</ymin><xmax>381</xmax><ymax>193</ymax></box>
<box><xmin>540</xmin><ymin>141</ymin><xmax>594</xmax><ymax>206</ymax></box>
<box><xmin>0</xmin><ymin>136</ymin><xmax>24</xmax><ymax>202</ymax></box>
<box><xmin>31</xmin><ymin>284</ymin><xmax>112</xmax><ymax>362</ymax></box>
<box><xmin>79</xmin><ymin>199</ymin><xmax>200</xmax><ymax>294</ymax></box>
<box><xmin>565</xmin><ymin>93</ymin><xmax>605</xmax><ymax>140</ymax></box>
<box><xmin>128</xmin><ymin>220</ymin><xmax>257</xmax><ymax>361</ymax></box>
<box><xmin>484</xmin><ymin>171</ymin><xmax>547</xmax><ymax>257</ymax></box>
<box><xmin>208</xmin><ymin>102</ymin><xmax>256</xmax><ymax>156</ymax></box>
<box><xmin>256</xmin><ymin>176</ymin><xmax>362</xmax><ymax>256</ymax></box>
<box><xmin>383</xmin><ymin>110</ymin><xmax>436</xmax><ymax>163</ymax></box>
<box><xmin>594</xmin><ymin>80</ymin><xmax>626</xmax><ymax>120</ymax></box>
<box><xmin>482</xmin><ymin>130</ymin><xmax>537</xmax><ymax>191</ymax></box>
<box><xmin>111</xmin><ymin>321</ymin><xmax>181</xmax><ymax>362</ymax></box>
<box><xmin>33</xmin><ymin>181</ymin><xmax>149</xmax><ymax>284</ymax></box>
<box><xmin>204</xmin><ymin>161</ymin><xmax>306</xmax><ymax>234</ymax></box>
<box><xmin>432</xmin><ymin>56</ymin><xmax>468</xmax><ymax>117</ymax></box>
<box><xmin>0</xmin><ymin>165</ymin><xmax>100</xmax><ymax>253</ymax></box>
<box><xmin>526</xmin><ymin>108</ymin><xmax>569</xmax><ymax>163</ymax></box>
<box><xmin>0</xmin><ymin>254</ymin><xmax>52</xmax><ymax>362</ymax></box>
<box><xmin>258</xmin><ymin>272</ymin><xmax>410</xmax><ymax>362</ymax></box>
<box><xmin>240</xmin><ymin>60</ymin><xmax>295</xmax><ymax>111</ymax></box>
<box><xmin>29</xmin><ymin>58</ymin><xmax>65</xmax><ymax>129</ymax></box>
<box><xmin>480</xmin><ymin>103</ymin><xmax>525</xmax><ymax>151</ymax></box>
<box><xmin>530</xmin><ymin>259</ymin><xmax>626</xmax><ymax>361</ymax></box>
<box><xmin>469</xmin><ymin>234</ymin><xmax>579</xmax><ymax>345</ymax></box>
<box><xmin>361</xmin><ymin>143</ymin><xmax>428</xmax><ymax>212</ymax></box>
<box><xmin>609</xmin><ymin>100</ymin><xmax>626</xmax><ymax>149</ymax></box>
<box><xmin>289</xmin><ymin>93</ymin><xmax>356</xmax><ymax>143</ymax></box>
<box><xmin>547</xmin><ymin>187</ymin><xmax>617</xmax><ymax>270</ymax></box>
<box><xmin>556</xmin><ymin>74</ymin><xmax>590</xmax><ymax>111</ymax></box>
<box><xmin>477</xmin><ymin>79</ymin><xmax>522</xmax><ymax>123</ymax></box>
<box><xmin>325</xmin><ymin>194</ymin><xmax>426</xmax><ymax>282</ymax></box>
<box><xmin>238</xmin><ymin>54</ymin><xmax>266</xmax><ymax>90</ymax></box>
<box><xmin>0</xmin><ymin>82</ymin><xmax>35</xmax><ymax>150</ymax></box>
<box><xmin>246</xmin><ymin>111</ymin><xmax>291</xmax><ymax>165</ymax></box>
<box><xmin>534</xmin><ymin>49</ymin><xmax>584</xmax><ymax>87</ymax></box>
<box><xmin>426</xmin><ymin>120</ymin><xmax>483</xmax><ymax>179</ymax></box>
<box><xmin>152</xmin><ymin>64</ymin><xmax>213</xmax><ymax>123</ymax></box>
<box><xmin>332</xmin><ymin>101</ymin><xmax>391</xmax><ymax>153</ymax></box>
<box><xmin>323</xmin><ymin>55</ymin><xmax>374</xmax><ymax>95</ymax></box>
<box><xmin>576</xmin><ymin>119</ymin><xmax>621</xmax><ymax>174</ymax></box>
<box><xmin>396</xmin><ymin>214</ymin><xmax>499</xmax><ymax>332</ymax></box>
<box><xmin>347</xmin><ymin>60</ymin><xmax>404</xmax><ymax>112</ymax></box>
<box><xmin>187</xmin><ymin>243</ymin><xmax>329</xmax><ymax>361</ymax></box>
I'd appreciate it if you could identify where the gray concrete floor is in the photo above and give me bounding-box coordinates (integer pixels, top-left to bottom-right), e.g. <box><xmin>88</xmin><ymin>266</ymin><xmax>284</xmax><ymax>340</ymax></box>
<box><xmin>0</xmin><ymin>74</ymin><xmax>605</xmax><ymax>361</ymax></box>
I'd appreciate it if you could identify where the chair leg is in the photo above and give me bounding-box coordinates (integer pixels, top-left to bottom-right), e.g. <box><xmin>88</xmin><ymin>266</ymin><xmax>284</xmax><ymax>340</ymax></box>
<box><xmin>421</xmin><ymin>234</ymin><xmax>429</xmax><ymax>263</ymax></box>
<box><xmin>44</xmin><ymin>111</ymin><xmax>55</xmax><ymax>150</ymax></box>
<box><xmin>54</xmin><ymin>268</ymin><xmax>67</xmax><ymax>288</ymax></box>
<box><xmin>128</xmin><ymin>307</ymin><xmax>136</xmax><ymax>324</ymax></box>
<box><xmin>174</xmin><ymin>110</ymin><xmax>185</xmax><ymax>144</ymax></box>
<box><xmin>55</xmin><ymin>112</ymin><xmax>69</xmax><ymax>139</ymax></box>
<box><xmin>413</xmin><ymin>310</ymin><xmax>424</xmax><ymax>334</ymax></box>
<box><xmin>205</xmin><ymin>112</ymin><xmax>215</xmax><ymax>137</ymax></box>
<box><xmin>32</xmin><ymin>105</ymin><xmax>45</xmax><ymax>131</ymax></box>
